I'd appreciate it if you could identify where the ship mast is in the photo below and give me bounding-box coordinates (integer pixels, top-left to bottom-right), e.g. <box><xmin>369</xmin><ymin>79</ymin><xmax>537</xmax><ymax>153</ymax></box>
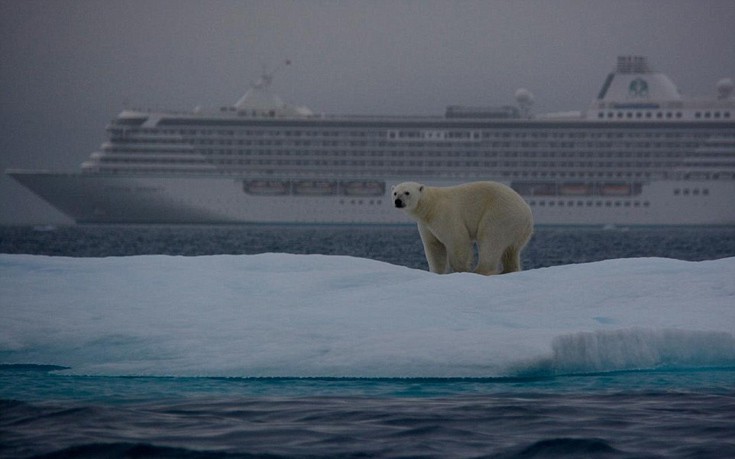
<box><xmin>233</xmin><ymin>59</ymin><xmax>293</xmax><ymax>114</ymax></box>
<box><xmin>252</xmin><ymin>59</ymin><xmax>291</xmax><ymax>90</ymax></box>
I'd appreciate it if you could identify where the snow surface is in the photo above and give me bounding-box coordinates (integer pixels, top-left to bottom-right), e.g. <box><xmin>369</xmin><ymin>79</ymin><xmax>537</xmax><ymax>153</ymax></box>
<box><xmin>1</xmin><ymin>254</ymin><xmax>734</xmax><ymax>378</ymax></box>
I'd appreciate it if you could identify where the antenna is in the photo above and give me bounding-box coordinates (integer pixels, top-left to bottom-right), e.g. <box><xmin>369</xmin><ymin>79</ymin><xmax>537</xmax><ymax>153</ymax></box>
<box><xmin>253</xmin><ymin>59</ymin><xmax>292</xmax><ymax>89</ymax></box>
<box><xmin>234</xmin><ymin>59</ymin><xmax>293</xmax><ymax>112</ymax></box>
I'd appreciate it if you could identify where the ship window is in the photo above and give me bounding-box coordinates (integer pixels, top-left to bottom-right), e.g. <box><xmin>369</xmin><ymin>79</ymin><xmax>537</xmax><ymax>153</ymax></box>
<box><xmin>725</xmin><ymin>112</ymin><xmax>731</xmax><ymax>118</ymax></box>
<box><xmin>695</xmin><ymin>112</ymin><xmax>702</xmax><ymax>118</ymax></box>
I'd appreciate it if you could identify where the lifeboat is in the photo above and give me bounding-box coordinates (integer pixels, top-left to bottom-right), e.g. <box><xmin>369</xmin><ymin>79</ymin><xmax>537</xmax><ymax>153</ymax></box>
<box><xmin>341</xmin><ymin>180</ymin><xmax>385</xmax><ymax>197</ymax></box>
<box><xmin>243</xmin><ymin>180</ymin><xmax>290</xmax><ymax>195</ymax></box>
<box><xmin>560</xmin><ymin>183</ymin><xmax>593</xmax><ymax>196</ymax></box>
<box><xmin>293</xmin><ymin>180</ymin><xmax>337</xmax><ymax>196</ymax></box>
<box><xmin>601</xmin><ymin>183</ymin><xmax>632</xmax><ymax>196</ymax></box>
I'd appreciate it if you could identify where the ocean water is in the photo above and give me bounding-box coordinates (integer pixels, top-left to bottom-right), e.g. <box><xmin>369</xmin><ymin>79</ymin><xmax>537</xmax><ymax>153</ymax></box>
<box><xmin>1</xmin><ymin>224</ymin><xmax>735</xmax><ymax>458</ymax></box>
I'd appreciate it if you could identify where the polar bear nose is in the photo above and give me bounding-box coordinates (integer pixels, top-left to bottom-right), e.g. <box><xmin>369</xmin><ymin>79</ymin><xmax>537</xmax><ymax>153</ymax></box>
<box><xmin>394</xmin><ymin>199</ymin><xmax>405</xmax><ymax>208</ymax></box>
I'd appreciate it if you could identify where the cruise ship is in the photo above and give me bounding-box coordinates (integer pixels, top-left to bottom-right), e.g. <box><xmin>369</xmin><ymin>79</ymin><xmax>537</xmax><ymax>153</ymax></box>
<box><xmin>8</xmin><ymin>56</ymin><xmax>735</xmax><ymax>225</ymax></box>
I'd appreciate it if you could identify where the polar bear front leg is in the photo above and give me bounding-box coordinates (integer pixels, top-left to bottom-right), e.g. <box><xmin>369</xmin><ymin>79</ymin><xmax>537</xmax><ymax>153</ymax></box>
<box><xmin>418</xmin><ymin>224</ymin><xmax>449</xmax><ymax>273</ymax></box>
<box><xmin>475</xmin><ymin>239</ymin><xmax>503</xmax><ymax>275</ymax></box>
<box><xmin>438</xmin><ymin>226</ymin><xmax>472</xmax><ymax>273</ymax></box>
<box><xmin>446</xmin><ymin>240</ymin><xmax>473</xmax><ymax>273</ymax></box>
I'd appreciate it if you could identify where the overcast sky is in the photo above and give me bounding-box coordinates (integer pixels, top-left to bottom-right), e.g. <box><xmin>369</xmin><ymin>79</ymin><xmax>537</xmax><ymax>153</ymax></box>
<box><xmin>1</xmin><ymin>0</ymin><xmax>733</xmax><ymax>224</ymax></box>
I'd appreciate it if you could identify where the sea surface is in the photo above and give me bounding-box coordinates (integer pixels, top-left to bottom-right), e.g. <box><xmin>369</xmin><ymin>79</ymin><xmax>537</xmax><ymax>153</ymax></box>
<box><xmin>2</xmin><ymin>224</ymin><xmax>735</xmax><ymax>458</ymax></box>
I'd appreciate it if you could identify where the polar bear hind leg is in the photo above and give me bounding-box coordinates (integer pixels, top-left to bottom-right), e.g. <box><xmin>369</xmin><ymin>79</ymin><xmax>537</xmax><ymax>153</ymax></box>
<box><xmin>501</xmin><ymin>245</ymin><xmax>522</xmax><ymax>273</ymax></box>
<box><xmin>474</xmin><ymin>213</ymin><xmax>529</xmax><ymax>275</ymax></box>
<box><xmin>500</xmin><ymin>225</ymin><xmax>533</xmax><ymax>273</ymax></box>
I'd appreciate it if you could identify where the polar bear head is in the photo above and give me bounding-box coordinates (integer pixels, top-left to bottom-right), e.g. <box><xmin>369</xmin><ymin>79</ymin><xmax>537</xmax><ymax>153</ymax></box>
<box><xmin>392</xmin><ymin>182</ymin><xmax>424</xmax><ymax>211</ymax></box>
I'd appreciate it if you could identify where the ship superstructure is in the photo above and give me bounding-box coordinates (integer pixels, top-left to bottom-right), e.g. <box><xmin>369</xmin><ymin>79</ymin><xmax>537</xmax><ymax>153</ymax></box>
<box><xmin>8</xmin><ymin>56</ymin><xmax>735</xmax><ymax>225</ymax></box>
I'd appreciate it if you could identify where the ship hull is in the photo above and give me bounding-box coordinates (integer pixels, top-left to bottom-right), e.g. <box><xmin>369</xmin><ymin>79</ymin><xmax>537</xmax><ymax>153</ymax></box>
<box><xmin>10</xmin><ymin>171</ymin><xmax>735</xmax><ymax>226</ymax></box>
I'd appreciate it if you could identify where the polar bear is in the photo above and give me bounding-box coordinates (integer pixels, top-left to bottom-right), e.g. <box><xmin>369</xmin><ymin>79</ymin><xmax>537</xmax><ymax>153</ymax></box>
<box><xmin>393</xmin><ymin>181</ymin><xmax>533</xmax><ymax>275</ymax></box>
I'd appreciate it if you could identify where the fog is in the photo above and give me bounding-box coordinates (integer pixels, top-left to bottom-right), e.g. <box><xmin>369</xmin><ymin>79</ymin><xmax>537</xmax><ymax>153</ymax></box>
<box><xmin>1</xmin><ymin>0</ymin><xmax>733</xmax><ymax>224</ymax></box>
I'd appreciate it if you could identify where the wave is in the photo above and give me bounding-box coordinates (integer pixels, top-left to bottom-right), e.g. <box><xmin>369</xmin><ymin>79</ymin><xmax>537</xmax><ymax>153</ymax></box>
<box><xmin>27</xmin><ymin>442</ymin><xmax>246</xmax><ymax>459</ymax></box>
<box><xmin>518</xmin><ymin>328</ymin><xmax>735</xmax><ymax>376</ymax></box>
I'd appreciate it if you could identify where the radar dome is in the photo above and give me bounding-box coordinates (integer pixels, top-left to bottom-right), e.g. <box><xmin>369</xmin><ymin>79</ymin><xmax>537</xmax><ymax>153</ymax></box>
<box><xmin>716</xmin><ymin>78</ymin><xmax>734</xmax><ymax>99</ymax></box>
<box><xmin>515</xmin><ymin>88</ymin><xmax>534</xmax><ymax>104</ymax></box>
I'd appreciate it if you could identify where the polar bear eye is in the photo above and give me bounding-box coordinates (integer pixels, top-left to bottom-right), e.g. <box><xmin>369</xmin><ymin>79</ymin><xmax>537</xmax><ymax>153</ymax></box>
<box><xmin>405</xmin><ymin>192</ymin><xmax>410</xmax><ymax>196</ymax></box>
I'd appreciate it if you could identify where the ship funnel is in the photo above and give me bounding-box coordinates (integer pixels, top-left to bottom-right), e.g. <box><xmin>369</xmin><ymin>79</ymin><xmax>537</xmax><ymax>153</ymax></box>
<box><xmin>596</xmin><ymin>56</ymin><xmax>681</xmax><ymax>103</ymax></box>
<box><xmin>716</xmin><ymin>78</ymin><xmax>734</xmax><ymax>99</ymax></box>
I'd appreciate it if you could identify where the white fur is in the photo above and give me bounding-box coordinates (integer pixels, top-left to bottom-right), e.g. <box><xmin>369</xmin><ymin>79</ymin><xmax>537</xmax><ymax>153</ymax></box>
<box><xmin>393</xmin><ymin>181</ymin><xmax>533</xmax><ymax>275</ymax></box>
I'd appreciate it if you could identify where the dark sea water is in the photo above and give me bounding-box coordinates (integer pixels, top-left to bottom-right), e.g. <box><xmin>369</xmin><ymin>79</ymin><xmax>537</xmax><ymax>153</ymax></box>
<box><xmin>2</xmin><ymin>224</ymin><xmax>735</xmax><ymax>458</ymax></box>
